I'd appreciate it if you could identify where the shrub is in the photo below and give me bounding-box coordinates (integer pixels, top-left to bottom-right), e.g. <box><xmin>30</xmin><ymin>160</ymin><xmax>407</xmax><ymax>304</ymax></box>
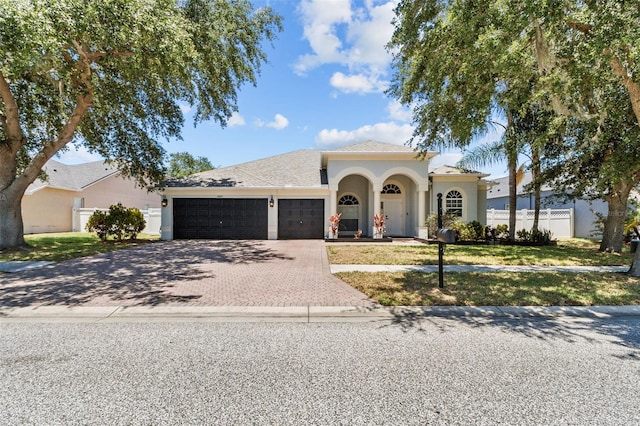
<box><xmin>85</xmin><ymin>203</ymin><xmax>147</xmax><ymax>241</ymax></box>
<box><xmin>425</xmin><ymin>213</ymin><xmax>458</xmax><ymax>237</ymax></box>
<box><xmin>86</xmin><ymin>210</ymin><xmax>109</xmax><ymax>242</ymax></box>
<box><xmin>516</xmin><ymin>228</ymin><xmax>554</xmax><ymax>244</ymax></box>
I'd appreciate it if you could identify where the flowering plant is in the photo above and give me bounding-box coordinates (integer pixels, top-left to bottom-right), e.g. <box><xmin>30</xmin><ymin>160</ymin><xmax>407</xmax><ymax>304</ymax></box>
<box><xmin>354</xmin><ymin>229</ymin><xmax>362</xmax><ymax>239</ymax></box>
<box><xmin>373</xmin><ymin>213</ymin><xmax>385</xmax><ymax>237</ymax></box>
<box><xmin>328</xmin><ymin>213</ymin><xmax>342</xmax><ymax>236</ymax></box>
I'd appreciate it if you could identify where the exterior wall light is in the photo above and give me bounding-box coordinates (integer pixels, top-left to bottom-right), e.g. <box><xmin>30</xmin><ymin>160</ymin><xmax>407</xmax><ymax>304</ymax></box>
<box><xmin>269</xmin><ymin>196</ymin><xmax>275</xmax><ymax>208</ymax></box>
<box><xmin>161</xmin><ymin>197</ymin><xmax>168</xmax><ymax>207</ymax></box>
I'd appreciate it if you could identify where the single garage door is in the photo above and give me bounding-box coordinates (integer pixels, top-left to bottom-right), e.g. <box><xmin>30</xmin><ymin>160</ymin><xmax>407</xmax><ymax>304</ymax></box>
<box><xmin>278</xmin><ymin>199</ymin><xmax>325</xmax><ymax>239</ymax></box>
<box><xmin>173</xmin><ymin>198</ymin><xmax>268</xmax><ymax>239</ymax></box>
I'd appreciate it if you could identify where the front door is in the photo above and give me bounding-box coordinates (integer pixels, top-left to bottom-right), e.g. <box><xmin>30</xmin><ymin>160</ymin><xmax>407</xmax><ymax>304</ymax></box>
<box><xmin>382</xmin><ymin>199</ymin><xmax>404</xmax><ymax>236</ymax></box>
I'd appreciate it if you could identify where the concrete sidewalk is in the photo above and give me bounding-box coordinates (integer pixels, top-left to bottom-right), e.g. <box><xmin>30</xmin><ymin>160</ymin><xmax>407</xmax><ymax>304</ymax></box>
<box><xmin>2</xmin><ymin>304</ymin><xmax>640</xmax><ymax>323</ymax></box>
<box><xmin>331</xmin><ymin>264</ymin><xmax>630</xmax><ymax>273</ymax></box>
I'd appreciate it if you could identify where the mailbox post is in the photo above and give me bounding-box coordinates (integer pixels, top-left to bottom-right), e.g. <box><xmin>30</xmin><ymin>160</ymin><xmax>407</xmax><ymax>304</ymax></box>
<box><xmin>435</xmin><ymin>193</ymin><xmax>455</xmax><ymax>288</ymax></box>
<box><xmin>437</xmin><ymin>194</ymin><xmax>444</xmax><ymax>288</ymax></box>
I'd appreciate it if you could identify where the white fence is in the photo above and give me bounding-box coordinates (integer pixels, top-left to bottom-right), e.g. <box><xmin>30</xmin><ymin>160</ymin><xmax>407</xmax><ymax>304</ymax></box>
<box><xmin>486</xmin><ymin>208</ymin><xmax>574</xmax><ymax>238</ymax></box>
<box><xmin>73</xmin><ymin>208</ymin><xmax>162</xmax><ymax>235</ymax></box>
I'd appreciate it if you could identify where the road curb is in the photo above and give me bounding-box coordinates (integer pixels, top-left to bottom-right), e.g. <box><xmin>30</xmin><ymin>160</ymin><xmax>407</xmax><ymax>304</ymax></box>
<box><xmin>1</xmin><ymin>305</ymin><xmax>640</xmax><ymax>323</ymax></box>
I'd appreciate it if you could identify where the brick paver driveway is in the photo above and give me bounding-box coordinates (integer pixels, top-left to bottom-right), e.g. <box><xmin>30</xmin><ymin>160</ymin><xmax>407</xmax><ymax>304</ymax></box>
<box><xmin>0</xmin><ymin>240</ymin><xmax>376</xmax><ymax>308</ymax></box>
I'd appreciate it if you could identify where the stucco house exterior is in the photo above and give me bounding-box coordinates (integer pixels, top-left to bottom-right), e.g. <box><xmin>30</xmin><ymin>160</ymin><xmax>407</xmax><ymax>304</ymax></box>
<box><xmin>22</xmin><ymin>159</ymin><xmax>161</xmax><ymax>234</ymax></box>
<box><xmin>161</xmin><ymin>141</ymin><xmax>491</xmax><ymax>240</ymax></box>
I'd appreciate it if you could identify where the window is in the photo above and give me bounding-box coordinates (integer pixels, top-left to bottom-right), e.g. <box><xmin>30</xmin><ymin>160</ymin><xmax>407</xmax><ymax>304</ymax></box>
<box><xmin>382</xmin><ymin>184</ymin><xmax>401</xmax><ymax>194</ymax></box>
<box><xmin>338</xmin><ymin>195</ymin><xmax>359</xmax><ymax>205</ymax></box>
<box><xmin>446</xmin><ymin>190</ymin><xmax>463</xmax><ymax>217</ymax></box>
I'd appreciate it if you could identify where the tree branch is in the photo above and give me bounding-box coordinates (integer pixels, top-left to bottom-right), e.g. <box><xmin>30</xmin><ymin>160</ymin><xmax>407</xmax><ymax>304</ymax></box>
<box><xmin>607</xmin><ymin>49</ymin><xmax>640</xmax><ymax>126</ymax></box>
<box><xmin>565</xmin><ymin>19</ymin><xmax>593</xmax><ymax>34</ymax></box>
<box><xmin>17</xmin><ymin>93</ymin><xmax>93</xmax><ymax>190</ymax></box>
<box><xmin>0</xmin><ymin>71</ymin><xmax>26</xmax><ymax>153</ymax></box>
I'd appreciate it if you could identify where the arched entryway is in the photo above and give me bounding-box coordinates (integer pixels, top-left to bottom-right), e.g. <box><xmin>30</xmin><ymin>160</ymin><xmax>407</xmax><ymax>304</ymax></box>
<box><xmin>337</xmin><ymin>194</ymin><xmax>360</xmax><ymax>233</ymax></box>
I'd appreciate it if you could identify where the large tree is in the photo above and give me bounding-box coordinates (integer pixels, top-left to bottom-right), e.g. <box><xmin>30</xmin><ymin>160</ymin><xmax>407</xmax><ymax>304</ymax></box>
<box><xmin>388</xmin><ymin>0</ymin><xmax>640</xmax><ymax>275</ymax></box>
<box><xmin>0</xmin><ymin>0</ymin><xmax>282</xmax><ymax>249</ymax></box>
<box><xmin>167</xmin><ymin>152</ymin><xmax>214</xmax><ymax>178</ymax></box>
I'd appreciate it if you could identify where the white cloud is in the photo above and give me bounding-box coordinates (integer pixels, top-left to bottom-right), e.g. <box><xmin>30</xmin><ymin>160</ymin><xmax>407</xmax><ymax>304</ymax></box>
<box><xmin>179</xmin><ymin>103</ymin><xmax>192</xmax><ymax>114</ymax></box>
<box><xmin>386</xmin><ymin>100</ymin><xmax>412</xmax><ymax>122</ymax></box>
<box><xmin>428</xmin><ymin>152</ymin><xmax>464</xmax><ymax>170</ymax></box>
<box><xmin>315</xmin><ymin>121</ymin><xmax>414</xmax><ymax>148</ymax></box>
<box><xmin>295</xmin><ymin>0</ymin><xmax>397</xmax><ymax>95</ymax></box>
<box><xmin>330</xmin><ymin>72</ymin><xmax>388</xmax><ymax>94</ymax></box>
<box><xmin>227</xmin><ymin>112</ymin><xmax>246</xmax><ymax>127</ymax></box>
<box><xmin>55</xmin><ymin>145</ymin><xmax>102</xmax><ymax>164</ymax></box>
<box><xmin>258</xmin><ymin>113</ymin><xmax>290</xmax><ymax>130</ymax></box>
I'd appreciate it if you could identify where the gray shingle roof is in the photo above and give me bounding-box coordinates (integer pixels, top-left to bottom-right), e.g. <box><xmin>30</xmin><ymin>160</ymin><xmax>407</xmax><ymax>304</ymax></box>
<box><xmin>164</xmin><ymin>149</ymin><xmax>323</xmax><ymax>188</ymax></box>
<box><xmin>163</xmin><ymin>141</ymin><xmax>428</xmax><ymax>189</ymax></box>
<box><xmin>26</xmin><ymin>160</ymin><xmax>119</xmax><ymax>194</ymax></box>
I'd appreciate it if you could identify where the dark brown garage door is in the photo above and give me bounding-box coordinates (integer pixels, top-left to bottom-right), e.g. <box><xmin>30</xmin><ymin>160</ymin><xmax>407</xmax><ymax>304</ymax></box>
<box><xmin>278</xmin><ymin>199</ymin><xmax>325</xmax><ymax>239</ymax></box>
<box><xmin>173</xmin><ymin>198</ymin><xmax>268</xmax><ymax>239</ymax></box>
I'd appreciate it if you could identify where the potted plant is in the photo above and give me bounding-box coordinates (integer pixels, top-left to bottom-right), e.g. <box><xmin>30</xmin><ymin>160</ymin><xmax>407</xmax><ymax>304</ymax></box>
<box><xmin>328</xmin><ymin>213</ymin><xmax>341</xmax><ymax>239</ymax></box>
<box><xmin>373</xmin><ymin>213</ymin><xmax>385</xmax><ymax>239</ymax></box>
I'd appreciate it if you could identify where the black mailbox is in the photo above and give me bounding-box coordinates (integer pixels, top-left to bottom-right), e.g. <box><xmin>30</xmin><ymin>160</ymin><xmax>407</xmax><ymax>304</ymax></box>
<box><xmin>436</xmin><ymin>228</ymin><xmax>456</xmax><ymax>244</ymax></box>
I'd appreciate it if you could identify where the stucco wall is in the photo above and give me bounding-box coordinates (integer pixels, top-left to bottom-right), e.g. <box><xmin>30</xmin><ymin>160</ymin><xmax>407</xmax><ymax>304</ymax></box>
<box><xmin>431</xmin><ymin>180</ymin><xmax>480</xmax><ymax>222</ymax></box>
<box><xmin>23</xmin><ymin>175</ymin><xmax>161</xmax><ymax>234</ymax></box>
<box><xmin>22</xmin><ymin>188</ymin><xmax>73</xmax><ymax>234</ymax></box>
<box><xmin>82</xmin><ymin>176</ymin><xmax>160</xmax><ymax>209</ymax></box>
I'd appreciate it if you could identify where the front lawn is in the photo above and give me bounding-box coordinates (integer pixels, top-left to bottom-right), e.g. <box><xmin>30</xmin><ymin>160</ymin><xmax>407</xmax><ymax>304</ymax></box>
<box><xmin>0</xmin><ymin>232</ymin><xmax>159</xmax><ymax>262</ymax></box>
<box><xmin>337</xmin><ymin>271</ymin><xmax>640</xmax><ymax>306</ymax></box>
<box><xmin>326</xmin><ymin>238</ymin><xmax>633</xmax><ymax>267</ymax></box>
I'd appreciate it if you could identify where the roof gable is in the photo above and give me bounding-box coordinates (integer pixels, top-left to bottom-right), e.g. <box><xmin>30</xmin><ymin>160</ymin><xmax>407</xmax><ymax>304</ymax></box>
<box><xmin>26</xmin><ymin>160</ymin><xmax>120</xmax><ymax>194</ymax></box>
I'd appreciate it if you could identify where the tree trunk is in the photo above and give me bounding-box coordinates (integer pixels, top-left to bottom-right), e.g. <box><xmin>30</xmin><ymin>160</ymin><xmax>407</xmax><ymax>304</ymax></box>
<box><xmin>0</xmin><ymin>188</ymin><xmax>27</xmax><ymax>250</ymax></box>
<box><xmin>599</xmin><ymin>191</ymin><xmax>629</xmax><ymax>253</ymax></box>
<box><xmin>531</xmin><ymin>145</ymin><xmax>541</xmax><ymax>232</ymax></box>
<box><xmin>629</xmin><ymin>245</ymin><xmax>640</xmax><ymax>277</ymax></box>
<box><xmin>508</xmin><ymin>157</ymin><xmax>517</xmax><ymax>240</ymax></box>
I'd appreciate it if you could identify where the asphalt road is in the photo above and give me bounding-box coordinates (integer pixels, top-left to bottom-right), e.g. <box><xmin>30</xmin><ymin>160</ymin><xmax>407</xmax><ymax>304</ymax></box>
<box><xmin>2</xmin><ymin>315</ymin><xmax>640</xmax><ymax>425</ymax></box>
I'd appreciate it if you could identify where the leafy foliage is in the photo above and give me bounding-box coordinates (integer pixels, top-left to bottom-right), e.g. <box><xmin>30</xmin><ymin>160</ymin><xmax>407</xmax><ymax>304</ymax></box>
<box><xmin>85</xmin><ymin>203</ymin><xmax>146</xmax><ymax>241</ymax></box>
<box><xmin>0</xmin><ymin>0</ymin><xmax>282</xmax><ymax>249</ymax></box>
<box><xmin>167</xmin><ymin>152</ymin><xmax>214</xmax><ymax>178</ymax></box>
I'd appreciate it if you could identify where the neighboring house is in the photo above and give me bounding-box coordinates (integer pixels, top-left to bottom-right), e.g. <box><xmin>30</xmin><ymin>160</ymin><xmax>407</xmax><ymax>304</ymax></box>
<box><xmin>161</xmin><ymin>141</ymin><xmax>492</xmax><ymax>240</ymax></box>
<box><xmin>486</xmin><ymin>172</ymin><xmax>609</xmax><ymax>238</ymax></box>
<box><xmin>22</xmin><ymin>159</ymin><xmax>161</xmax><ymax>234</ymax></box>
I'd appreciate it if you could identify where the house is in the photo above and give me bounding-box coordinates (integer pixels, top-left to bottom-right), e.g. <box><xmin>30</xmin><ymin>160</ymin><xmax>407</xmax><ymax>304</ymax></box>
<box><xmin>160</xmin><ymin>141</ymin><xmax>492</xmax><ymax>240</ymax></box>
<box><xmin>22</xmin><ymin>159</ymin><xmax>161</xmax><ymax>234</ymax></box>
<box><xmin>486</xmin><ymin>172</ymin><xmax>607</xmax><ymax>238</ymax></box>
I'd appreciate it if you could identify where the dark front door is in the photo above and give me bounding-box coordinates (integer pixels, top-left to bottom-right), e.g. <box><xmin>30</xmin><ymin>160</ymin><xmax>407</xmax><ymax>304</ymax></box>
<box><xmin>278</xmin><ymin>199</ymin><xmax>325</xmax><ymax>239</ymax></box>
<box><xmin>173</xmin><ymin>198</ymin><xmax>268</xmax><ymax>239</ymax></box>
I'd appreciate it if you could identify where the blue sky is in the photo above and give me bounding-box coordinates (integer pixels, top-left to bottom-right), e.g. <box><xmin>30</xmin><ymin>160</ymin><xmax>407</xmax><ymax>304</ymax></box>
<box><xmin>58</xmin><ymin>0</ymin><xmax>508</xmax><ymax>178</ymax></box>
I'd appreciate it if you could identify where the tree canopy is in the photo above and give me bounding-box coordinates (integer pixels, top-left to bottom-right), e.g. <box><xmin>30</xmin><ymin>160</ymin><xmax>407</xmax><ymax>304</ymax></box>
<box><xmin>168</xmin><ymin>152</ymin><xmax>214</xmax><ymax>178</ymax></box>
<box><xmin>0</xmin><ymin>0</ymin><xmax>282</xmax><ymax>249</ymax></box>
<box><xmin>388</xmin><ymin>0</ymin><xmax>640</xmax><ymax>270</ymax></box>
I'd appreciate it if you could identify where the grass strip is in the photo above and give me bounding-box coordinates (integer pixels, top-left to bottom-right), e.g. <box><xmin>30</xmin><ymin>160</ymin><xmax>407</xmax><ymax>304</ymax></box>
<box><xmin>336</xmin><ymin>271</ymin><xmax>640</xmax><ymax>306</ymax></box>
<box><xmin>0</xmin><ymin>232</ymin><xmax>159</xmax><ymax>262</ymax></box>
<box><xmin>327</xmin><ymin>239</ymin><xmax>633</xmax><ymax>267</ymax></box>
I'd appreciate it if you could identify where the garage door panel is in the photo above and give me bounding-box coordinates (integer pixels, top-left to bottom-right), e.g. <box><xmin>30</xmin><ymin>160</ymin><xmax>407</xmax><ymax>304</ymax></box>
<box><xmin>278</xmin><ymin>199</ymin><xmax>324</xmax><ymax>239</ymax></box>
<box><xmin>173</xmin><ymin>198</ymin><xmax>267</xmax><ymax>239</ymax></box>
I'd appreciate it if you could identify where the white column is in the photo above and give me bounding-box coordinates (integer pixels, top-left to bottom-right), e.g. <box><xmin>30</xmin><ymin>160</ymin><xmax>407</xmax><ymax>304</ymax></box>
<box><xmin>417</xmin><ymin>190</ymin><xmax>427</xmax><ymax>238</ymax></box>
<box><xmin>330</xmin><ymin>190</ymin><xmax>337</xmax><ymax>215</ymax></box>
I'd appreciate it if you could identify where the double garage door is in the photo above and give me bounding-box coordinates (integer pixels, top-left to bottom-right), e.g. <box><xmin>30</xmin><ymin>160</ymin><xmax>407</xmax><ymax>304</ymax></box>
<box><xmin>173</xmin><ymin>198</ymin><xmax>324</xmax><ymax>240</ymax></box>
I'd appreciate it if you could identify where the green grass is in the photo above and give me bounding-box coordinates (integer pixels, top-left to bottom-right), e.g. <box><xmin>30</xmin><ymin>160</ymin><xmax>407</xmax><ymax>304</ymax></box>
<box><xmin>0</xmin><ymin>232</ymin><xmax>160</xmax><ymax>262</ymax></box>
<box><xmin>326</xmin><ymin>238</ymin><xmax>633</xmax><ymax>266</ymax></box>
<box><xmin>336</xmin><ymin>271</ymin><xmax>640</xmax><ymax>306</ymax></box>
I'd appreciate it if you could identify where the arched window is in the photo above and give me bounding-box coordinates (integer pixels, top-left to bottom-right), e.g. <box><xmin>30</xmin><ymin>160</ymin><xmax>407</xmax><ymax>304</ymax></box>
<box><xmin>338</xmin><ymin>195</ymin><xmax>360</xmax><ymax>205</ymax></box>
<box><xmin>382</xmin><ymin>183</ymin><xmax>402</xmax><ymax>194</ymax></box>
<box><xmin>446</xmin><ymin>190</ymin><xmax>463</xmax><ymax>217</ymax></box>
